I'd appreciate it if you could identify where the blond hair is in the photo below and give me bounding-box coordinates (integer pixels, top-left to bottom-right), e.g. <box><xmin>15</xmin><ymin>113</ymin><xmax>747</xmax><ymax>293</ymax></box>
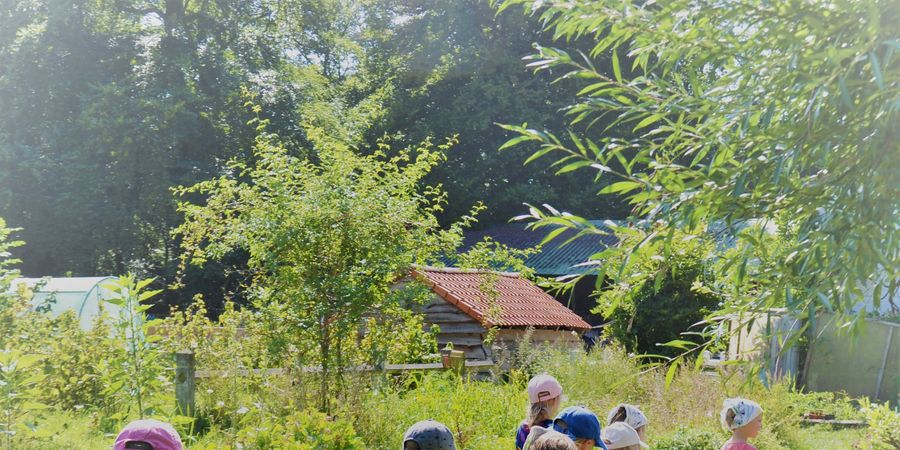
<box><xmin>532</xmin><ymin>430</ymin><xmax>577</xmax><ymax>450</ymax></box>
<box><xmin>526</xmin><ymin>396</ymin><xmax>562</xmax><ymax>427</ymax></box>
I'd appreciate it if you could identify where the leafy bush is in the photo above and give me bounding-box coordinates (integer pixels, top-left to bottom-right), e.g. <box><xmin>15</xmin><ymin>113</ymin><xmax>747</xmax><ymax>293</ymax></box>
<box><xmin>174</xmin><ymin>103</ymin><xmax>471</xmax><ymax>411</ymax></box>
<box><xmin>861</xmin><ymin>400</ymin><xmax>900</xmax><ymax>449</ymax></box>
<box><xmin>35</xmin><ymin>312</ymin><xmax>117</xmax><ymax>412</ymax></box>
<box><xmin>785</xmin><ymin>391</ymin><xmax>863</xmax><ymax>421</ymax></box>
<box><xmin>653</xmin><ymin>427</ymin><xmax>719</xmax><ymax>450</ymax></box>
<box><xmin>101</xmin><ymin>276</ymin><xmax>168</xmax><ymax>420</ymax></box>
<box><xmin>359</xmin><ymin>372</ymin><xmax>524</xmax><ymax>449</ymax></box>
<box><xmin>234</xmin><ymin>409</ymin><xmax>364</xmax><ymax>449</ymax></box>
<box><xmin>592</xmin><ymin>228</ymin><xmax>722</xmax><ymax>356</ymax></box>
<box><xmin>0</xmin><ymin>349</ymin><xmax>49</xmax><ymax>448</ymax></box>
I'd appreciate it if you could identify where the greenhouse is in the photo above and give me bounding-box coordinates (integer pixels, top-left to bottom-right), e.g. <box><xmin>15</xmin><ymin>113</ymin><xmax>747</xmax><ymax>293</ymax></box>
<box><xmin>9</xmin><ymin>276</ymin><xmax>121</xmax><ymax>330</ymax></box>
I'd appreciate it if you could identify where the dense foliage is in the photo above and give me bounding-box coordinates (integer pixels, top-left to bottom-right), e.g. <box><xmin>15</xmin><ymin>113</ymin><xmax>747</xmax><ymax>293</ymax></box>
<box><xmin>498</xmin><ymin>0</ymin><xmax>899</xmax><ymax>346</ymax></box>
<box><xmin>0</xmin><ymin>0</ymin><xmax>629</xmax><ymax>312</ymax></box>
<box><xmin>0</xmin><ymin>221</ymin><xmax>894</xmax><ymax>448</ymax></box>
<box><xmin>593</xmin><ymin>226</ymin><xmax>722</xmax><ymax>356</ymax></box>
<box><xmin>174</xmin><ymin>106</ymin><xmax>466</xmax><ymax>409</ymax></box>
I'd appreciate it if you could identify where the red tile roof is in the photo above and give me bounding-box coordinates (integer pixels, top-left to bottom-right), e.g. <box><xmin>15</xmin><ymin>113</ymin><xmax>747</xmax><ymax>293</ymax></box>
<box><xmin>413</xmin><ymin>267</ymin><xmax>590</xmax><ymax>330</ymax></box>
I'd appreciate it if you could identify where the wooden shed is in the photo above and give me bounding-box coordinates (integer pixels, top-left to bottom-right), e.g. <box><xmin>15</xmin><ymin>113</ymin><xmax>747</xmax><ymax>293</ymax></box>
<box><xmin>412</xmin><ymin>267</ymin><xmax>591</xmax><ymax>359</ymax></box>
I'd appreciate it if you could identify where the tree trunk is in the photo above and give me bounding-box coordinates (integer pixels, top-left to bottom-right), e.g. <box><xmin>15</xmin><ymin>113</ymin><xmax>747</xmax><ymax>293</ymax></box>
<box><xmin>318</xmin><ymin>318</ymin><xmax>331</xmax><ymax>412</ymax></box>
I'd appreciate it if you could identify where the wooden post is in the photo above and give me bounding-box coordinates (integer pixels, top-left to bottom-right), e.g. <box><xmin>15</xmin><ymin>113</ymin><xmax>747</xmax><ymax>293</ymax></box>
<box><xmin>448</xmin><ymin>350</ymin><xmax>465</xmax><ymax>375</ymax></box>
<box><xmin>874</xmin><ymin>326</ymin><xmax>895</xmax><ymax>401</ymax></box>
<box><xmin>175</xmin><ymin>351</ymin><xmax>196</xmax><ymax>417</ymax></box>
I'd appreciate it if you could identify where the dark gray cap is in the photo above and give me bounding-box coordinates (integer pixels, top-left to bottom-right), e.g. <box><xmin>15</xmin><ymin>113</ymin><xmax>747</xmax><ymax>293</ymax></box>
<box><xmin>402</xmin><ymin>420</ymin><xmax>456</xmax><ymax>450</ymax></box>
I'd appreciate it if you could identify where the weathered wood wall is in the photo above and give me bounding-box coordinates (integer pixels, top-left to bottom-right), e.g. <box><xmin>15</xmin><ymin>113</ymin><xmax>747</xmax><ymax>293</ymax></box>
<box><xmin>495</xmin><ymin>328</ymin><xmax>583</xmax><ymax>350</ymax></box>
<box><xmin>419</xmin><ymin>294</ymin><xmax>586</xmax><ymax>359</ymax></box>
<box><xmin>421</xmin><ymin>295</ymin><xmax>490</xmax><ymax>359</ymax></box>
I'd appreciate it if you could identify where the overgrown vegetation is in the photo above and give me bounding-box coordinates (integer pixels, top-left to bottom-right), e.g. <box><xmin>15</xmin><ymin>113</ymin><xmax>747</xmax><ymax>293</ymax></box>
<box><xmin>174</xmin><ymin>101</ymin><xmax>474</xmax><ymax>410</ymax></box>
<box><xmin>590</xmin><ymin>226</ymin><xmax>722</xmax><ymax>356</ymax></box>
<box><xmin>0</xmin><ymin>224</ymin><xmax>896</xmax><ymax>448</ymax></box>
<box><xmin>498</xmin><ymin>0</ymin><xmax>899</xmax><ymax>357</ymax></box>
<box><xmin>1</xmin><ymin>0</ymin><xmax>897</xmax><ymax>448</ymax></box>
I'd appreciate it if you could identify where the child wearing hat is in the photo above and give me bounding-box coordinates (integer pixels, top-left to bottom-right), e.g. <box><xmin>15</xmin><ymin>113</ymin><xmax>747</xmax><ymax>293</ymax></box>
<box><xmin>601</xmin><ymin>422</ymin><xmax>648</xmax><ymax>450</ymax></box>
<box><xmin>606</xmin><ymin>404</ymin><xmax>649</xmax><ymax>441</ymax></box>
<box><xmin>403</xmin><ymin>420</ymin><xmax>456</xmax><ymax>450</ymax></box>
<box><xmin>113</xmin><ymin>419</ymin><xmax>183</xmax><ymax>450</ymax></box>
<box><xmin>551</xmin><ymin>406</ymin><xmax>609</xmax><ymax>450</ymax></box>
<box><xmin>720</xmin><ymin>398</ymin><xmax>763</xmax><ymax>450</ymax></box>
<box><xmin>516</xmin><ymin>374</ymin><xmax>564</xmax><ymax>450</ymax></box>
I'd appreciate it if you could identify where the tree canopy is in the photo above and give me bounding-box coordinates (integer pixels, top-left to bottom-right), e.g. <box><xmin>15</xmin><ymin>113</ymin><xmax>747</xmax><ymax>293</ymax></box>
<box><xmin>0</xmin><ymin>0</ymin><xmax>629</xmax><ymax>309</ymax></box>
<box><xmin>174</xmin><ymin>105</ymin><xmax>467</xmax><ymax>408</ymax></box>
<box><xmin>498</xmin><ymin>0</ymin><xmax>898</xmax><ymax>341</ymax></box>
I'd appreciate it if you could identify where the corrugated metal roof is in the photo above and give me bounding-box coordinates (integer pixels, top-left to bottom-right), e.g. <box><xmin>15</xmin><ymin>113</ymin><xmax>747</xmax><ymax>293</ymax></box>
<box><xmin>451</xmin><ymin>220</ymin><xmax>622</xmax><ymax>276</ymax></box>
<box><xmin>413</xmin><ymin>267</ymin><xmax>591</xmax><ymax>330</ymax></box>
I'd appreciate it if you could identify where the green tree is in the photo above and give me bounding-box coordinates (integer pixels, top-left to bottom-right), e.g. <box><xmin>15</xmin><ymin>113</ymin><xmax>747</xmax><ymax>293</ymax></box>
<box><xmin>0</xmin><ymin>0</ymin><xmax>401</xmax><ymax>313</ymax></box>
<box><xmin>174</xmin><ymin>106</ymin><xmax>467</xmax><ymax>411</ymax></box>
<box><xmin>498</xmin><ymin>0</ymin><xmax>899</xmax><ymax>349</ymax></box>
<box><xmin>593</xmin><ymin>226</ymin><xmax>722</xmax><ymax>356</ymax></box>
<box><xmin>365</xmin><ymin>0</ymin><xmax>631</xmax><ymax>225</ymax></box>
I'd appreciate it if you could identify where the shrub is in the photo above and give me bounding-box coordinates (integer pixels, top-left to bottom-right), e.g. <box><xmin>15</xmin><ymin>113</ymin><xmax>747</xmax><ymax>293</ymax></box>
<box><xmin>861</xmin><ymin>400</ymin><xmax>900</xmax><ymax>449</ymax></box>
<box><xmin>36</xmin><ymin>312</ymin><xmax>117</xmax><ymax>412</ymax></box>
<box><xmin>592</xmin><ymin>228</ymin><xmax>722</xmax><ymax>356</ymax></box>
<box><xmin>0</xmin><ymin>348</ymin><xmax>50</xmax><ymax>449</ymax></box>
<box><xmin>234</xmin><ymin>409</ymin><xmax>364</xmax><ymax>449</ymax></box>
<box><xmin>653</xmin><ymin>427</ymin><xmax>719</xmax><ymax>450</ymax></box>
<box><xmin>358</xmin><ymin>372</ymin><xmax>523</xmax><ymax>449</ymax></box>
<box><xmin>100</xmin><ymin>275</ymin><xmax>168</xmax><ymax>420</ymax></box>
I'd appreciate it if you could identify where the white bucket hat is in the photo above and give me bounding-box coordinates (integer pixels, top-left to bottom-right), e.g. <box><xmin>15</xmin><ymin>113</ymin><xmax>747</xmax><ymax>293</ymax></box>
<box><xmin>601</xmin><ymin>422</ymin><xmax>648</xmax><ymax>449</ymax></box>
<box><xmin>721</xmin><ymin>398</ymin><xmax>763</xmax><ymax>430</ymax></box>
<box><xmin>606</xmin><ymin>404</ymin><xmax>649</xmax><ymax>430</ymax></box>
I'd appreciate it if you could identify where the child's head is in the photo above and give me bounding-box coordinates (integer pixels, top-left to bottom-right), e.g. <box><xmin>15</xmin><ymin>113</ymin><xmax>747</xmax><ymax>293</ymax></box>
<box><xmin>402</xmin><ymin>420</ymin><xmax>456</xmax><ymax>450</ymax></box>
<box><xmin>113</xmin><ymin>419</ymin><xmax>183</xmax><ymax>450</ymax></box>
<box><xmin>531</xmin><ymin>430</ymin><xmax>578</xmax><ymax>450</ymax></box>
<box><xmin>552</xmin><ymin>406</ymin><xmax>604</xmax><ymax>450</ymax></box>
<box><xmin>606</xmin><ymin>404</ymin><xmax>648</xmax><ymax>440</ymax></box>
<box><xmin>526</xmin><ymin>374</ymin><xmax>564</xmax><ymax>426</ymax></box>
<box><xmin>601</xmin><ymin>422</ymin><xmax>648</xmax><ymax>450</ymax></box>
<box><xmin>721</xmin><ymin>398</ymin><xmax>763</xmax><ymax>440</ymax></box>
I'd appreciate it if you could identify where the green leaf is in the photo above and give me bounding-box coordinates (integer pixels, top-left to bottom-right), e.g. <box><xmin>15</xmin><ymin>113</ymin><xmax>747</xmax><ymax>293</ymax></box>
<box><xmin>556</xmin><ymin>159</ymin><xmax>593</xmax><ymax>175</ymax></box>
<box><xmin>612</xmin><ymin>49</ymin><xmax>623</xmax><ymax>83</ymax></box>
<box><xmin>499</xmin><ymin>135</ymin><xmax>532</xmax><ymax>151</ymax></box>
<box><xmin>869</xmin><ymin>52</ymin><xmax>884</xmax><ymax>89</ymax></box>
<box><xmin>598</xmin><ymin>180</ymin><xmax>643</xmax><ymax>195</ymax></box>
<box><xmin>661</xmin><ymin>339</ymin><xmax>696</xmax><ymax>350</ymax></box>
<box><xmin>633</xmin><ymin>114</ymin><xmax>664</xmax><ymax>132</ymax></box>
<box><xmin>22</xmin><ymin>402</ymin><xmax>50</xmax><ymax>410</ymax></box>
<box><xmin>665</xmin><ymin>359</ymin><xmax>680</xmax><ymax>389</ymax></box>
<box><xmin>816</xmin><ymin>292</ymin><xmax>834</xmax><ymax>312</ymax></box>
<box><xmin>838</xmin><ymin>77</ymin><xmax>853</xmax><ymax>109</ymax></box>
<box><xmin>524</xmin><ymin>147</ymin><xmax>558</xmax><ymax>165</ymax></box>
<box><xmin>138</xmin><ymin>289</ymin><xmax>163</xmax><ymax>302</ymax></box>
<box><xmin>540</xmin><ymin>226</ymin><xmax>570</xmax><ymax>246</ymax></box>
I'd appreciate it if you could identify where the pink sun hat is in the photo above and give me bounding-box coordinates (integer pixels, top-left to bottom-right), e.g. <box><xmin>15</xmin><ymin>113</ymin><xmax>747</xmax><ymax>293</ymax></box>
<box><xmin>527</xmin><ymin>374</ymin><xmax>563</xmax><ymax>403</ymax></box>
<box><xmin>113</xmin><ymin>419</ymin><xmax>184</xmax><ymax>450</ymax></box>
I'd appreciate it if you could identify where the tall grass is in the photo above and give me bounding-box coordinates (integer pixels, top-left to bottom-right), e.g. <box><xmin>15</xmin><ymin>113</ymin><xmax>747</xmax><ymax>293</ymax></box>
<box><xmin>15</xmin><ymin>345</ymin><xmax>874</xmax><ymax>449</ymax></box>
<box><xmin>350</xmin><ymin>346</ymin><xmax>862</xmax><ymax>450</ymax></box>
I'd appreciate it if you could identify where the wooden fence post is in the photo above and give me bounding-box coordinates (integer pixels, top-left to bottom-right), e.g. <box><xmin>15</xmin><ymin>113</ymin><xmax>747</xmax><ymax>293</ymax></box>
<box><xmin>175</xmin><ymin>351</ymin><xmax>196</xmax><ymax>417</ymax></box>
<box><xmin>448</xmin><ymin>350</ymin><xmax>465</xmax><ymax>375</ymax></box>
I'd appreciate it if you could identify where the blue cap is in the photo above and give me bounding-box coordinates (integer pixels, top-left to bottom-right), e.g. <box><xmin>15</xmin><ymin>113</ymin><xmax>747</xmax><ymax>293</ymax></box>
<box><xmin>552</xmin><ymin>406</ymin><xmax>608</xmax><ymax>450</ymax></box>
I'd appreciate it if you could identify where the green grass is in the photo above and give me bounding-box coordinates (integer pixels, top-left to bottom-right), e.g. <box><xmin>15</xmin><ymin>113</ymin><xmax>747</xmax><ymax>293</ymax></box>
<box><xmin>10</xmin><ymin>347</ymin><xmax>888</xmax><ymax>449</ymax></box>
<box><xmin>787</xmin><ymin>426</ymin><xmax>867</xmax><ymax>449</ymax></box>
